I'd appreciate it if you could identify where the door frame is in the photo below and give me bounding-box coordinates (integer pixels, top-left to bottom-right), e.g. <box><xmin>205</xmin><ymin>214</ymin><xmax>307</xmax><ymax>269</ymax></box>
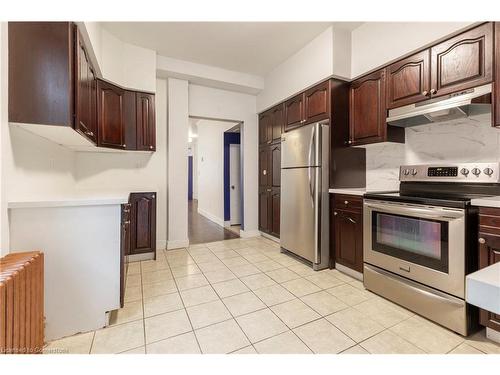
<box><xmin>223</xmin><ymin>131</ymin><xmax>242</xmax><ymax>226</ymax></box>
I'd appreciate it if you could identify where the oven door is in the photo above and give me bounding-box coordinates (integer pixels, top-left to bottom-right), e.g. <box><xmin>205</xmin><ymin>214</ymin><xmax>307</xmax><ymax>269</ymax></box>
<box><xmin>363</xmin><ymin>199</ymin><xmax>465</xmax><ymax>298</ymax></box>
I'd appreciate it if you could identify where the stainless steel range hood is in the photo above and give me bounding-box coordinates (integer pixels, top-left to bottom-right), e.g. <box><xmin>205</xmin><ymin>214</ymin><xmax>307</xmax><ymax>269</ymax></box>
<box><xmin>387</xmin><ymin>84</ymin><xmax>492</xmax><ymax>127</ymax></box>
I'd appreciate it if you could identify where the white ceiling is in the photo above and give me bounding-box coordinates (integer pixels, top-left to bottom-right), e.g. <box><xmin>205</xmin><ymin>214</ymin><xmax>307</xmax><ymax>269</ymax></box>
<box><xmin>101</xmin><ymin>22</ymin><xmax>362</xmax><ymax>75</ymax></box>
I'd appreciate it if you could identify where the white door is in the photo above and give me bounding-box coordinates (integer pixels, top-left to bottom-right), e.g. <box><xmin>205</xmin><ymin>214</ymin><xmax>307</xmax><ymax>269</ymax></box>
<box><xmin>229</xmin><ymin>144</ymin><xmax>241</xmax><ymax>225</ymax></box>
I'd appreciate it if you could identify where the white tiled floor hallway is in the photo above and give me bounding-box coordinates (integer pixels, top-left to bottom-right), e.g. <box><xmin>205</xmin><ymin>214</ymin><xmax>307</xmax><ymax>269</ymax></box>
<box><xmin>45</xmin><ymin>237</ymin><xmax>500</xmax><ymax>354</ymax></box>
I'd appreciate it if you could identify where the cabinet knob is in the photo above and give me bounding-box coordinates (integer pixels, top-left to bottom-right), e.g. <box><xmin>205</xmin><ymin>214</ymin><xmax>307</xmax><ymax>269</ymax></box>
<box><xmin>263</xmin><ymin>170</ymin><xmax>267</xmax><ymax>175</ymax></box>
<box><xmin>334</xmin><ymin>211</ymin><xmax>338</xmax><ymax>216</ymax></box>
<box><xmin>149</xmin><ymin>145</ymin><xmax>154</xmax><ymax>150</ymax></box>
<box><xmin>344</xmin><ymin>200</ymin><xmax>349</xmax><ymax>205</ymax></box>
<box><xmin>152</xmin><ymin>195</ymin><xmax>155</xmax><ymax>199</ymax></box>
<box><xmin>123</xmin><ymin>144</ymin><xmax>127</xmax><ymax>148</ymax></box>
<box><xmin>422</xmin><ymin>91</ymin><xmax>428</xmax><ymax>96</ymax></box>
<box><xmin>347</xmin><ymin>140</ymin><xmax>353</xmax><ymax>145</ymax></box>
<box><xmin>123</xmin><ymin>220</ymin><xmax>131</xmax><ymax>225</ymax></box>
<box><xmin>267</xmin><ymin>188</ymin><xmax>272</xmax><ymax>192</ymax></box>
<box><xmin>478</xmin><ymin>238</ymin><xmax>486</xmax><ymax>244</ymax></box>
<box><xmin>430</xmin><ymin>89</ymin><xmax>437</xmax><ymax>95</ymax></box>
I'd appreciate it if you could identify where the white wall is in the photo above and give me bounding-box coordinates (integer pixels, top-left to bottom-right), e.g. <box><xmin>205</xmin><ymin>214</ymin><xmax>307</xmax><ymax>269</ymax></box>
<box><xmin>351</xmin><ymin>22</ymin><xmax>475</xmax><ymax>78</ymax></box>
<box><xmin>167</xmin><ymin>78</ymin><xmax>189</xmax><ymax>248</ymax></box>
<box><xmin>74</xmin><ymin>78</ymin><xmax>168</xmax><ymax>249</ymax></box>
<box><xmin>257</xmin><ymin>26</ymin><xmax>335</xmax><ymax>112</ymax></box>
<box><xmin>0</xmin><ymin>22</ymin><xmax>7</xmax><ymax>255</ymax></box>
<box><xmin>363</xmin><ymin>114</ymin><xmax>499</xmax><ymax>190</ymax></box>
<box><xmin>196</xmin><ymin>120</ymin><xmax>236</xmax><ymax>226</ymax></box>
<box><xmin>189</xmin><ymin>84</ymin><xmax>259</xmax><ymax>236</ymax></box>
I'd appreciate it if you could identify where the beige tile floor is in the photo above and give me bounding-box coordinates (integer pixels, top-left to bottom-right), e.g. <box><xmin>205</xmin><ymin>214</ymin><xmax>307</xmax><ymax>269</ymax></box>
<box><xmin>43</xmin><ymin>236</ymin><xmax>500</xmax><ymax>354</ymax></box>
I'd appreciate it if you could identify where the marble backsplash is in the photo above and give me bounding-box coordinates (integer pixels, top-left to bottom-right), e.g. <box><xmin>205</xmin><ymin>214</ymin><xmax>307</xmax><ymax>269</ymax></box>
<box><xmin>362</xmin><ymin>113</ymin><xmax>500</xmax><ymax>191</ymax></box>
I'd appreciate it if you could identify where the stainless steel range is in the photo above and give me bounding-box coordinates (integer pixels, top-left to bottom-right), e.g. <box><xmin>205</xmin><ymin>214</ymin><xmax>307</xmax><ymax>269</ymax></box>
<box><xmin>363</xmin><ymin>163</ymin><xmax>500</xmax><ymax>336</ymax></box>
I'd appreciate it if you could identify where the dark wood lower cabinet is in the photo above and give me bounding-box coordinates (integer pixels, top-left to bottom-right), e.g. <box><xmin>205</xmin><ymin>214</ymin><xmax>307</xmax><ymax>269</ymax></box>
<box><xmin>270</xmin><ymin>188</ymin><xmax>280</xmax><ymax>237</ymax></box>
<box><xmin>332</xmin><ymin>194</ymin><xmax>364</xmax><ymax>273</ymax></box>
<box><xmin>129</xmin><ymin>192</ymin><xmax>156</xmax><ymax>256</ymax></box>
<box><xmin>120</xmin><ymin>203</ymin><xmax>131</xmax><ymax>308</ymax></box>
<box><xmin>478</xmin><ymin>206</ymin><xmax>500</xmax><ymax>332</ymax></box>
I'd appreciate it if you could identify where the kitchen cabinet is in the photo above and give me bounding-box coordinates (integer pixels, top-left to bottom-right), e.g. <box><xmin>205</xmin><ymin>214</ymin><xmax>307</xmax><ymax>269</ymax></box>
<box><xmin>284</xmin><ymin>93</ymin><xmax>304</xmax><ymax>131</ymax></box>
<box><xmin>259</xmin><ymin>110</ymin><xmax>273</xmax><ymax>145</ymax></box>
<box><xmin>271</xmin><ymin>143</ymin><xmax>281</xmax><ymax>187</ymax></box>
<box><xmin>304</xmin><ymin>80</ymin><xmax>331</xmax><ymax>124</ymax></box>
<box><xmin>8</xmin><ymin>22</ymin><xmax>156</xmax><ymax>153</ymax></box>
<box><xmin>387</xmin><ymin>49</ymin><xmax>431</xmax><ymax>109</ymax></box>
<box><xmin>477</xmin><ymin>207</ymin><xmax>500</xmax><ymax>332</ymax></box>
<box><xmin>430</xmin><ymin>23</ymin><xmax>493</xmax><ymax>99</ymax></box>
<box><xmin>270</xmin><ymin>188</ymin><xmax>280</xmax><ymax>237</ymax></box>
<box><xmin>259</xmin><ymin>146</ymin><xmax>271</xmax><ymax>187</ymax></box>
<box><xmin>332</xmin><ymin>194</ymin><xmax>364</xmax><ymax>273</ymax></box>
<box><xmin>9</xmin><ymin>22</ymin><xmax>76</xmax><ymax>127</ymax></box>
<box><xmin>258</xmin><ymin>143</ymin><xmax>281</xmax><ymax>238</ymax></box>
<box><xmin>129</xmin><ymin>192</ymin><xmax>156</xmax><ymax>256</ymax></box>
<box><xmin>97</xmin><ymin>79</ymin><xmax>126</xmax><ymax>149</ymax></box>
<box><xmin>259</xmin><ymin>188</ymin><xmax>271</xmax><ymax>234</ymax></box>
<box><xmin>136</xmin><ymin>92</ymin><xmax>156</xmax><ymax>151</ymax></box>
<box><xmin>120</xmin><ymin>203</ymin><xmax>131</xmax><ymax>308</ymax></box>
<box><xmin>284</xmin><ymin>81</ymin><xmax>331</xmax><ymax>132</ymax></box>
<box><xmin>271</xmin><ymin>104</ymin><xmax>284</xmax><ymax>142</ymax></box>
<box><xmin>75</xmin><ymin>27</ymin><xmax>98</xmax><ymax>144</ymax></box>
<box><xmin>349</xmin><ymin>69</ymin><xmax>404</xmax><ymax>146</ymax></box>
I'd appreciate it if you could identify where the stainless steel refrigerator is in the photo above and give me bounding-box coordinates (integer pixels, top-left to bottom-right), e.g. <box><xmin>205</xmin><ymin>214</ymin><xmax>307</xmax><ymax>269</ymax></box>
<box><xmin>280</xmin><ymin>121</ymin><xmax>330</xmax><ymax>270</ymax></box>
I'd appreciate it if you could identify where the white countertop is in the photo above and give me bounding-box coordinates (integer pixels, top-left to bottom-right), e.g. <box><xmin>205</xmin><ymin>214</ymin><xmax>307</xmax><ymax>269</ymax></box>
<box><xmin>466</xmin><ymin>262</ymin><xmax>500</xmax><ymax>315</ymax></box>
<box><xmin>328</xmin><ymin>188</ymin><xmax>369</xmax><ymax>196</ymax></box>
<box><xmin>471</xmin><ymin>196</ymin><xmax>500</xmax><ymax>208</ymax></box>
<box><xmin>8</xmin><ymin>188</ymin><xmax>158</xmax><ymax>209</ymax></box>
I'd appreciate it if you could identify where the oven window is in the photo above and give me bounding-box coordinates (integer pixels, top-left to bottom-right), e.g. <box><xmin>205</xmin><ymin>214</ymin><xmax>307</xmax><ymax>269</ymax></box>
<box><xmin>372</xmin><ymin>211</ymin><xmax>449</xmax><ymax>273</ymax></box>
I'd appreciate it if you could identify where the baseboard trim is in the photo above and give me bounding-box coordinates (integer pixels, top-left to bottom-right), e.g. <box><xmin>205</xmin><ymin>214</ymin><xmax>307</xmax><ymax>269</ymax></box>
<box><xmin>167</xmin><ymin>239</ymin><xmax>189</xmax><ymax>250</ymax></box>
<box><xmin>197</xmin><ymin>208</ymin><xmax>225</xmax><ymax>227</ymax></box>
<box><xmin>127</xmin><ymin>252</ymin><xmax>155</xmax><ymax>263</ymax></box>
<box><xmin>335</xmin><ymin>263</ymin><xmax>364</xmax><ymax>281</ymax></box>
<box><xmin>156</xmin><ymin>240</ymin><xmax>167</xmax><ymax>251</ymax></box>
<box><xmin>239</xmin><ymin>229</ymin><xmax>261</xmax><ymax>238</ymax></box>
<box><xmin>260</xmin><ymin>231</ymin><xmax>280</xmax><ymax>243</ymax></box>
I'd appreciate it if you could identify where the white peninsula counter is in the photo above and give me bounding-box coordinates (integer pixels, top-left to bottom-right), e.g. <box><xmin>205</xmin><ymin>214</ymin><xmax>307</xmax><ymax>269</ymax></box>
<box><xmin>8</xmin><ymin>193</ymin><xmax>129</xmax><ymax>341</ymax></box>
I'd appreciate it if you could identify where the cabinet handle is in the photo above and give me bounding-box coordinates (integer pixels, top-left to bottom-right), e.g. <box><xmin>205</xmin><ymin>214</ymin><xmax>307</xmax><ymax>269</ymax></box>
<box><xmin>478</xmin><ymin>237</ymin><xmax>486</xmax><ymax>244</ymax></box>
<box><xmin>430</xmin><ymin>89</ymin><xmax>437</xmax><ymax>95</ymax></box>
<box><xmin>123</xmin><ymin>220</ymin><xmax>131</xmax><ymax>225</ymax></box>
<box><xmin>347</xmin><ymin>217</ymin><xmax>357</xmax><ymax>224</ymax></box>
<box><xmin>267</xmin><ymin>188</ymin><xmax>272</xmax><ymax>192</ymax></box>
<box><xmin>263</xmin><ymin>170</ymin><xmax>267</xmax><ymax>175</ymax></box>
<box><xmin>123</xmin><ymin>209</ymin><xmax>130</xmax><ymax>213</ymax></box>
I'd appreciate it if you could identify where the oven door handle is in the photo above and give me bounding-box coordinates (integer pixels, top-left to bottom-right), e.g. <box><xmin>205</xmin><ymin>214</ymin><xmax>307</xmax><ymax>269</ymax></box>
<box><xmin>364</xmin><ymin>202</ymin><xmax>464</xmax><ymax>221</ymax></box>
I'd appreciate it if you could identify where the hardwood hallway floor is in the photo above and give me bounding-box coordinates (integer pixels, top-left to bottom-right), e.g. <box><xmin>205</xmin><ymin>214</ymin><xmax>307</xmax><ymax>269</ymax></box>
<box><xmin>188</xmin><ymin>200</ymin><xmax>239</xmax><ymax>244</ymax></box>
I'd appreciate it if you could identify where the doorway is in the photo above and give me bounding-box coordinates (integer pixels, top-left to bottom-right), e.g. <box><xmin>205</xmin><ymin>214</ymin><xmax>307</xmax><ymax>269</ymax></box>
<box><xmin>187</xmin><ymin>117</ymin><xmax>242</xmax><ymax>244</ymax></box>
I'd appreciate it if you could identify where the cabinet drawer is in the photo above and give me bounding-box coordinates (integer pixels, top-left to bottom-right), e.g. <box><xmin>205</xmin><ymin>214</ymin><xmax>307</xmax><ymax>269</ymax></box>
<box><xmin>334</xmin><ymin>194</ymin><xmax>363</xmax><ymax>211</ymax></box>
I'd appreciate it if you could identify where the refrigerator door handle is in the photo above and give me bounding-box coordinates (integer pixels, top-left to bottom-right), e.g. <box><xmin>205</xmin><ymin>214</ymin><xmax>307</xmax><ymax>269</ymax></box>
<box><xmin>307</xmin><ymin>126</ymin><xmax>316</xmax><ymax>206</ymax></box>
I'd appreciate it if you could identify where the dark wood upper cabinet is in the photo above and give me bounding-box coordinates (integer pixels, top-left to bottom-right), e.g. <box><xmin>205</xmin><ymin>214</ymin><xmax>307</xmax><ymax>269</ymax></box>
<box><xmin>97</xmin><ymin>79</ymin><xmax>125</xmax><ymax>149</ymax></box>
<box><xmin>387</xmin><ymin>49</ymin><xmax>431</xmax><ymax>109</ymax></box>
<box><xmin>271</xmin><ymin>104</ymin><xmax>284</xmax><ymax>142</ymax></box>
<box><xmin>136</xmin><ymin>92</ymin><xmax>156</xmax><ymax>151</ymax></box>
<box><xmin>494</xmin><ymin>22</ymin><xmax>500</xmax><ymax>127</ymax></box>
<box><xmin>9</xmin><ymin>22</ymin><xmax>74</xmax><ymax>126</ymax></box>
<box><xmin>349</xmin><ymin>69</ymin><xmax>388</xmax><ymax>145</ymax></box>
<box><xmin>259</xmin><ymin>110</ymin><xmax>273</xmax><ymax>145</ymax></box>
<box><xmin>129</xmin><ymin>192</ymin><xmax>156</xmax><ymax>256</ymax></box>
<box><xmin>75</xmin><ymin>27</ymin><xmax>97</xmax><ymax>144</ymax></box>
<box><xmin>284</xmin><ymin>93</ymin><xmax>304</xmax><ymax>131</ymax></box>
<box><xmin>304</xmin><ymin>80</ymin><xmax>330</xmax><ymax>124</ymax></box>
<box><xmin>430</xmin><ymin>23</ymin><xmax>493</xmax><ymax>98</ymax></box>
<box><xmin>123</xmin><ymin>91</ymin><xmax>137</xmax><ymax>150</ymax></box>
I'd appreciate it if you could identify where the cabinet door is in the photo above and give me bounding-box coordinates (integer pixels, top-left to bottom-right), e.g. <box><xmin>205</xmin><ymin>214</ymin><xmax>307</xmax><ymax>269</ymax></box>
<box><xmin>271</xmin><ymin>143</ymin><xmax>281</xmax><ymax>188</ymax></box>
<box><xmin>271</xmin><ymin>104</ymin><xmax>284</xmax><ymax>142</ymax></box>
<box><xmin>259</xmin><ymin>110</ymin><xmax>273</xmax><ymax>145</ymax></box>
<box><xmin>304</xmin><ymin>81</ymin><xmax>330</xmax><ymax>124</ymax></box>
<box><xmin>259</xmin><ymin>189</ymin><xmax>271</xmax><ymax>233</ymax></box>
<box><xmin>387</xmin><ymin>49</ymin><xmax>431</xmax><ymax>108</ymax></box>
<box><xmin>270</xmin><ymin>188</ymin><xmax>280</xmax><ymax>238</ymax></box>
<box><xmin>284</xmin><ymin>93</ymin><xmax>304</xmax><ymax>131</ymax></box>
<box><xmin>97</xmin><ymin>80</ymin><xmax>126</xmax><ymax>149</ymax></box>
<box><xmin>478</xmin><ymin>232</ymin><xmax>500</xmax><ymax>331</ymax></box>
<box><xmin>334</xmin><ymin>209</ymin><xmax>363</xmax><ymax>273</ymax></box>
<box><xmin>259</xmin><ymin>146</ymin><xmax>271</xmax><ymax>187</ymax></box>
<box><xmin>75</xmin><ymin>28</ymin><xmax>97</xmax><ymax>143</ymax></box>
<box><xmin>136</xmin><ymin>92</ymin><xmax>156</xmax><ymax>151</ymax></box>
<box><xmin>123</xmin><ymin>91</ymin><xmax>137</xmax><ymax>150</ymax></box>
<box><xmin>431</xmin><ymin>23</ymin><xmax>493</xmax><ymax>98</ymax></box>
<box><xmin>129</xmin><ymin>193</ymin><xmax>156</xmax><ymax>255</ymax></box>
<box><xmin>349</xmin><ymin>69</ymin><xmax>387</xmax><ymax>145</ymax></box>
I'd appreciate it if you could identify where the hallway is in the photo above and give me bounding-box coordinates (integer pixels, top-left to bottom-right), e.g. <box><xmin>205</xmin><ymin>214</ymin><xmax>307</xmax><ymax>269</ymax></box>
<box><xmin>188</xmin><ymin>200</ymin><xmax>239</xmax><ymax>244</ymax></box>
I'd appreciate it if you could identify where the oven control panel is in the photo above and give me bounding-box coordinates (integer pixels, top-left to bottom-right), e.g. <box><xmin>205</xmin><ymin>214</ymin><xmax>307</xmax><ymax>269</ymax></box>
<box><xmin>400</xmin><ymin>163</ymin><xmax>500</xmax><ymax>183</ymax></box>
